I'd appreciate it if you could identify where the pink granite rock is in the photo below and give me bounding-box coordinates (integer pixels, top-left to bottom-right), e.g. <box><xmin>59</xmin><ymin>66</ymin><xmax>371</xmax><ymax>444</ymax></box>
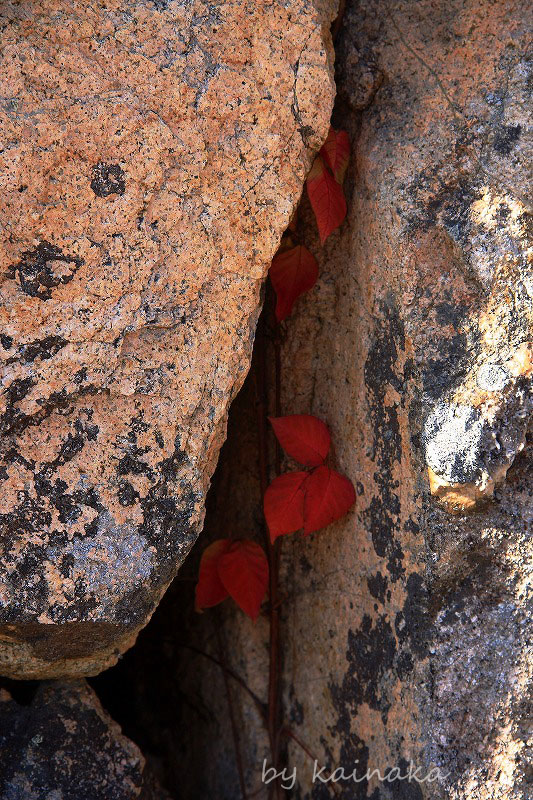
<box><xmin>0</xmin><ymin>680</ymin><xmax>168</xmax><ymax>799</ymax></box>
<box><xmin>0</xmin><ymin>0</ymin><xmax>337</xmax><ymax>677</ymax></box>
<box><xmin>160</xmin><ymin>1</ymin><xmax>532</xmax><ymax>798</ymax></box>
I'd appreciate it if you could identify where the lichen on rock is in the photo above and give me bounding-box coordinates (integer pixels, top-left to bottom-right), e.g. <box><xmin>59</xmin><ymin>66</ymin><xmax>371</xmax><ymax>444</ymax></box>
<box><xmin>0</xmin><ymin>680</ymin><xmax>167</xmax><ymax>799</ymax></box>
<box><xmin>0</xmin><ymin>0</ymin><xmax>338</xmax><ymax>678</ymax></box>
<box><xmin>162</xmin><ymin>1</ymin><xmax>531</xmax><ymax>798</ymax></box>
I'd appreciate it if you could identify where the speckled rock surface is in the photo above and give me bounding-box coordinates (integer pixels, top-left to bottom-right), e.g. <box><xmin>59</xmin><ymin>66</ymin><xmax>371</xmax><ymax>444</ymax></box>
<box><xmin>159</xmin><ymin>0</ymin><xmax>531</xmax><ymax>798</ymax></box>
<box><xmin>0</xmin><ymin>679</ymin><xmax>166</xmax><ymax>800</ymax></box>
<box><xmin>0</xmin><ymin>0</ymin><xmax>337</xmax><ymax>677</ymax></box>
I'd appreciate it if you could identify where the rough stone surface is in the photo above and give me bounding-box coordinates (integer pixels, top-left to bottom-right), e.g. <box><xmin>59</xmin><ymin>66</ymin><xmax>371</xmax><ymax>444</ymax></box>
<box><xmin>0</xmin><ymin>679</ymin><xmax>167</xmax><ymax>799</ymax></box>
<box><xmin>147</xmin><ymin>0</ymin><xmax>530</xmax><ymax>798</ymax></box>
<box><xmin>0</xmin><ymin>0</ymin><xmax>337</xmax><ymax>677</ymax></box>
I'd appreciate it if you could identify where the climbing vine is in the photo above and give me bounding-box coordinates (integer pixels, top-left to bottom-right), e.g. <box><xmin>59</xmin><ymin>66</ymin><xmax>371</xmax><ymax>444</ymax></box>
<box><xmin>194</xmin><ymin>127</ymin><xmax>352</xmax><ymax>798</ymax></box>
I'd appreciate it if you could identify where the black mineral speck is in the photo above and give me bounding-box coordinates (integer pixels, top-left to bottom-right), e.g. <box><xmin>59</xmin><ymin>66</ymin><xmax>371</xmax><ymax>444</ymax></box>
<box><xmin>367</xmin><ymin>571</ymin><xmax>388</xmax><ymax>604</ymax></box>
<box><xmin>73</xmin><ymin>367</ymin><xmax>88</xmax><ymax>384</ymax></box>
<box><xmin>118</xmin><ymin>481</ymin><xmax>138</xmax><ymax>507</ymax></box>
<box><xmin>17</xmin><ymin>335</ymin><xmax>67</xmax><ymax>363</ymax></box>
<box><xmin>493</xmin><ymin>123</ymin><xmax>521</xmax><ymax>155</ymax></box>
<box><xmin>55</xmin><ymin>432</ymin><xmax>85</xmax><ymax>465</ymax></box>
<box><xmin>395</xmin><ymin>573</ymin><xmax>431</xmax><ymax>658</ymax></box>
<box><xmin>90</xmin><ymin>162</ymin><xmax>126</xmax><ymax>197</ymax></box>
<box><xmin>7</xmin><ymin>242</ymin><xmax>82</xmax><ymax>300</ymax></box>
<box><xmin>6</xmin><ymin>377</ymin><xmax>34</xmax><ymax>404</ymax></box>
<box><xmin>363</xmin><ymin>302</ymin><xmax>406</xmax><ymax>582</ymax></box>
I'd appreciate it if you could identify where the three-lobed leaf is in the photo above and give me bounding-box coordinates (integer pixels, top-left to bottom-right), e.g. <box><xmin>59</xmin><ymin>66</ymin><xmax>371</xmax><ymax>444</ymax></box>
<box><xmin>306</xmin><ymin>155</ymin><xmax>347</xmax><ymax>244</ymax></box>
<box><xmin>264</xmin><ymin>471</ymin><xmax>308</xmax><ymax>542</ymax></box>
<box><xmin>303</xmin><ymin>465</ymin><xmax>356</xmax><ymax>534</ymax></box>
<box><xmin>264</xmin><ymin>463</ymin><xmax>356</xmax><ymax>541</ymax></box>
<box><xmin>268</xmin><ymin>128</ymin><xmax>349</xmax><ymax>318</ymax></box>
<box><xmin>269</xmin><ymin>245</ymin><xmax>318</xmax><ymax>322</ymax></box>
<box><xmin>218</xmin><ymin>540</ymin><xmax>269</xmax><ymax>622</ymax></box>
<box><xmin>269</xmin><ymin>414</ymin><xmax>330</xmax><ymax>467</ymax></box>
<box><xmin>266</xmin><ymin>414</ymin><xmax>356</xmax><ymax>539</ymax></box>
<box><xmin>195</xmin><ymin>539</ymin><xmax>269</xmax><ymax>621</ymax></box>
<box><xmin>198</xmin><ymin>132</ymin><xmax>354</xmax><ymax>615</ymax></box>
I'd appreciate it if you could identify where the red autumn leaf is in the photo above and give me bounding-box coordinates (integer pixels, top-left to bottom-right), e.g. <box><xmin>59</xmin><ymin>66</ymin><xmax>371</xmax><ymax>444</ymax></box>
<box><xmin>217</xmin><ymin>540</ymin><xmax>269</xmax><ymax>621</ymax></box>
<box><xmin>303</xmin><ymin>465</ymin><xmax>356</xmax><ymax>534</ymax></box>
<box><xmin>269</xmin><ymin>245</ymin><xmax>318</xmax><ymax>322</ymax></box>
<box><xmin>306</xmin><ymin>155</ymin><xmax>347</xmax><ymax>244</ymax></box>
<box><xmin>264</xmin><ymin>471</ymin><xmax>309</xmax><ymax>542</ymax></box>
<box><xmin>195</xmin><ymin>539</ymin><xmax>231</xmax><ymax>611</ymax></box>
<box><xmin>320</xmin><ymin>128</ymin><xmax>350</xmax><ymax>183</ymax></box>
<box><xmin>269</xmin><ymin>414</ymin><xmax>331</xmax><ymax>467</ymax></box>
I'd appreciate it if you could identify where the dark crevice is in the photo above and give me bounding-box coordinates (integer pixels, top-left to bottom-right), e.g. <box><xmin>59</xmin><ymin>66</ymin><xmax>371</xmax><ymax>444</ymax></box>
<box><xmin>88</xmin><ymin>357</ymin><xmax>263</xmax><ymax>798</ymax></box>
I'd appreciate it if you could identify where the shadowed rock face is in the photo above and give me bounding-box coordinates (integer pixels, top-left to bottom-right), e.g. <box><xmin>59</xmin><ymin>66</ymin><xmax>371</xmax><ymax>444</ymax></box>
<box><xmin>0</xmin><ymin>680</ymin><xmax>167</xmax><ymax>799</ymax></box>
<box><xmin>156</xmin><ymin>1</ymin><xmax>531</xmax><ymax>798</ymax></box>
<box><xmin>0</xmin><ymin>0</ymin><xmax>337</xmax><ymax>677</ymax></box>
<box><xmin>282</xmin><ymin>1</ymin><xmax>531</xmax><ymax>796</ymax></box>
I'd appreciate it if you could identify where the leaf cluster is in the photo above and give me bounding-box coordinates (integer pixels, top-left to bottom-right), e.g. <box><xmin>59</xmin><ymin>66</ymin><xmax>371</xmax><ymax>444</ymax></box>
<box><xmin>195</xmin><ymin>128</ymin><xmax>353</xmax><ymax>622</ymax></box>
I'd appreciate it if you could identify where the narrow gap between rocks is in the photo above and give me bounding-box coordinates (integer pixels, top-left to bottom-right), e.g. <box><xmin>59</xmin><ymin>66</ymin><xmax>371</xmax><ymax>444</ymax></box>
<box><xmin>0</xmin><ymin>307</ymin><xmax>267</xmax><ymax>799</ymax></box>
<box><xmin>0</xmin><ymin>7</ymin><xmax>352</xmax><ymax>796</ymax></box>
<box><xmin>88</xmin><ymin>328</ymin><xmax>268</xmax><ymax>798</ymax></box>
<box><xmin>87</xmin><ymin>12</ymin><xmax>351</xmax><ymax>796</ymax></box>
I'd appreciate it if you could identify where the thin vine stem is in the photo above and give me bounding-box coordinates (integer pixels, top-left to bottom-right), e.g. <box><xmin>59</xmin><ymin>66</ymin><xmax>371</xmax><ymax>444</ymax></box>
<box><xmin>180</xmin><ymin>627</ymin><xmax>341</xmax><ymax>795</ymax></box>
<box><xmin>281</xmin><ymin>728</ymin><xmax>341</xmax><ymax>798</ymax></box>
<box><xmin>176</xmin><ymin>640</ymin><xmax>266</xmax><ymax>719</ymax></box>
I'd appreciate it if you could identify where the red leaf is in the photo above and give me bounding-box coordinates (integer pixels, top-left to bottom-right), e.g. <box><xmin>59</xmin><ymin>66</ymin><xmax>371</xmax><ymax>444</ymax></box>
<box><xmin>217</xmin><ymin>540</ymin><xmax>269</xmax><ymax>621</ymax></box>
<box><xmin>303</xmin><ymin>466</ymin><xmax>356</xmax><ymax>534</ymax></box>
<box><xmin>320</xmin><ymin>128</ymin><xmax>350</xmax><ymax>183</ymax></box>
<box><xmin>195</xmin><ymin>539</ymin><xmax>231</xmax><ymax>611</ymax></box>
<box><xmin>264</xmin><ymin>471</ymin><xmax>309</xmax><ymax>542</ymax></box>
<box><xmin>306</xmin><ymin>155</ymin><xmax>347</xmax><ymax>244</ymax></box>
<box><xmin>269</xmin><ymin>414</ymin><xmax>331</xmax><ymax>467</ymax></box>
<box><xmin>269</xmin><ymin>245</ymin><xmax>318</xmax><ymax>322</ymax></box>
